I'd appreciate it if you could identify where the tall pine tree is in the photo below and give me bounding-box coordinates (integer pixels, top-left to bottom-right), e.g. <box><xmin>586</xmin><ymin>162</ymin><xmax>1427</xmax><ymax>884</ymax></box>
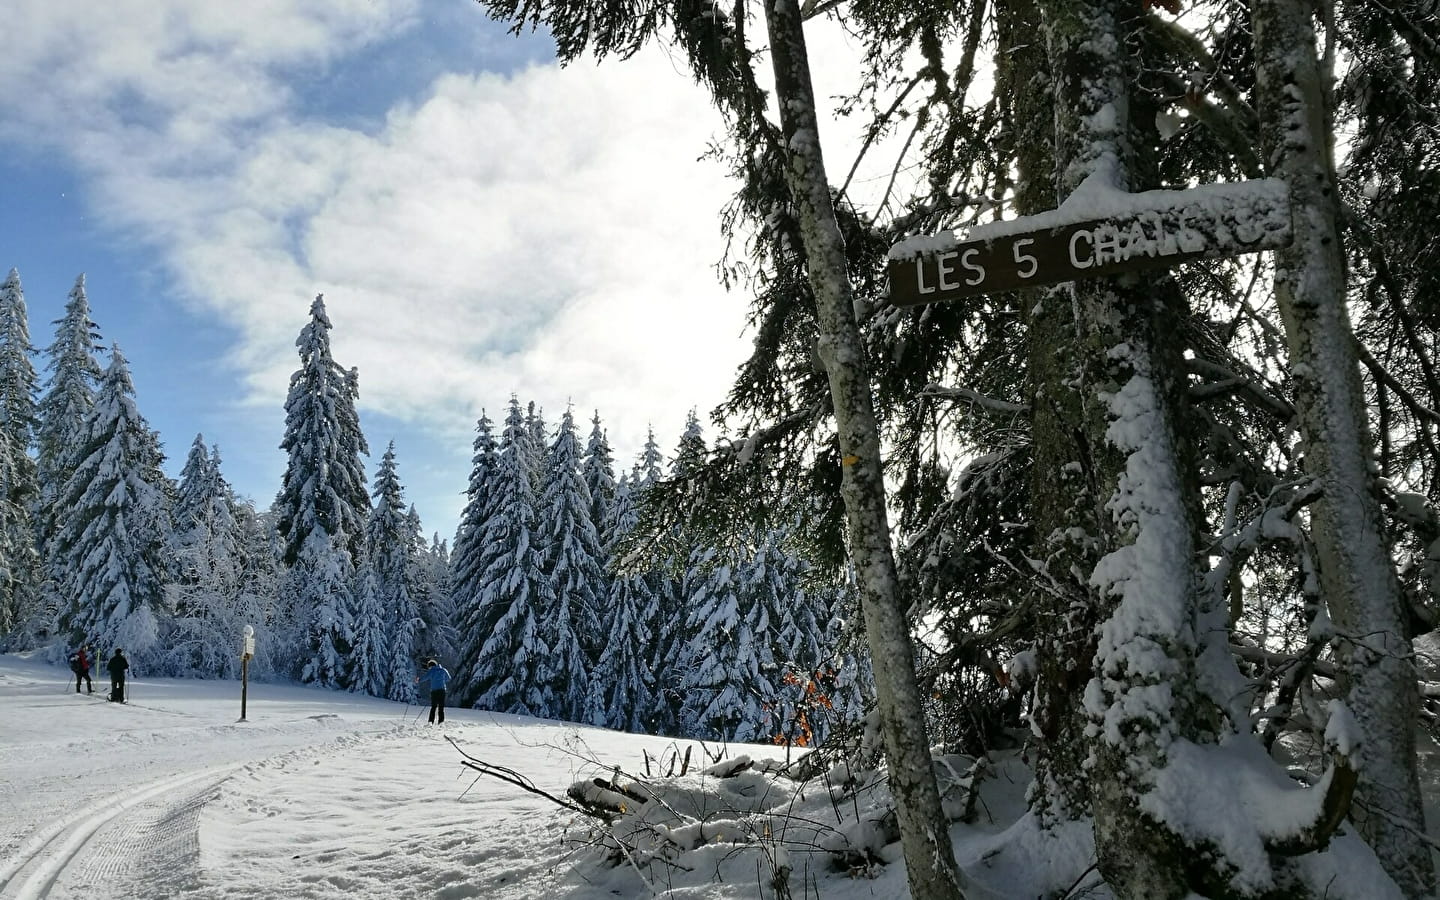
<box><xmin>274</xmin><ymin>295</ymin><xmax>369</xmax><ymax>684</ymax></box>
<box><xmin>535</xmin><ymin>408</ymin><xmax>604</xmax><ymax>720</ymax></box>
<box><xmin>465</xmin><ymin>397</ymin><xmax>553</xmax><ymax>715</ymax></box>
<box><xmin>36</xmin><ymin>275</ymin><xmax>104</xmax><ymax>562</ymax></box>
<box><xmin>52</xmin><ymin>346</ymin><xmax>171</xmax><ymax>660</ymax></box>
<box><xmin>585</xmin><ymin>474</ymin><xmax>656</xmax><ymax>730</ymax></box>
<box><xmin>0</xmin><ymin>269</ymin><xmax>42</xmax><ymax>643</ymax></box>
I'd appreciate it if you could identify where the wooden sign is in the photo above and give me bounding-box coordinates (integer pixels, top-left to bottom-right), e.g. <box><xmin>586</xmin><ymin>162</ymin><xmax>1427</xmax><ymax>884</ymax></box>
<box><xmin>888</xmin><ymin>182</ymin><xmax>1293</xmax><ymax>306</ymax></box>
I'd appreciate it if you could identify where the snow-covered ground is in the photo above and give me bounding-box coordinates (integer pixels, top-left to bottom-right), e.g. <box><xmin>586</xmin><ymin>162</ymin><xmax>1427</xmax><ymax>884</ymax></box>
<box><xmin>0</xmin><ymin>652</ymin><xmax>803</xmax><ymax>899</ymax></box>
<box><xmin>9</xmin><ymin>651</ymin><xmax>1421</xmax><ymax>899</ymax></box>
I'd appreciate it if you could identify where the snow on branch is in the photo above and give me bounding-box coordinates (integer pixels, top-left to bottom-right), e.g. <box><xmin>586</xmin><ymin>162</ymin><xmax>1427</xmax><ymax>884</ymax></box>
<box><xmin>917</xmin><ymin>383</ymin><xmax>1029</xmax><ymax>414</ymax></box>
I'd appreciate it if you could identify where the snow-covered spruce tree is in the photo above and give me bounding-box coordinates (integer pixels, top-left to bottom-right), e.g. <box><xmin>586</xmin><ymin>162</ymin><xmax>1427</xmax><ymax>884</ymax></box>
<box><xmin>347</xmin><ymin>563</ymin><xmax>390</xmax><ymax>697</ymax></box>
<box><xmin>36</xmin><ymin>274</ymin><xmax>104</xmax><ymax>564</ymax></box>
<box><xmin>416</xmin><ymin>529</ymin><xmax>456</xmax><ymax>667</ymax></box>
<box><xmin>285</xmin><ymin>529</ymin><xmax>356</xmax><ymax>688</ymax></box>
<box><xmin>582</xmin><ymin>411</ymin><xmax>616</xmax><ymax>564</ymax></box>
<box><xmin>273</xmin><ymin>295</ymin><xmax>368</xmax><ymax>684</ymax></box>
<box><xmin>536</xmin><ymin>408</ymin><xmax>604</xmax><ymax>719</ymax></box>
<box><xmin>52</xmin><ymin>346</ymin><xmax>171</xmax><ymax>661</ymax></box>
<box><xmin>170</xmin><ymin>436</ymin><xmax>239</xmax><ymax>601</ymax></box>
<box><xmin>451</xmin><ymin>412</ymin><xmax>499</xmax><ymax>704</ymax></box>
<box><xmin>362</xmin><ymin>443</ymin><xmax>422</xmax><ymax>700</ymax></box>
<box><xmin>678</xmin><ymin>544</ymin><xmax>774</xmax><ymax>742</ymax></box>
<box><xmin>748</xmin><ymin>527</ymin><xmax>828</xmax><ymax>745</ymax></box>
<box><xmin>231</xmin><ymin>497</ymin><xmax>281</xmax><ymax>675</ymax></box>
<box><xmin>465</xmin><ymin>397</ymin><xmax>553</xmax><ymax>716</ymax></box>
<box><xmin>163</xmin><ymin>436</ymin><xmax>250</xmax><ymax>677</ymax></box>
<box><xmin>1254</xmin><ymin>1</ymin><xmax>1432</xmax><ymax>893</ymax></box>
<box><xmin>524</xmin><ymin>401</ymin><xmax>547</xmax><ymax>491</ymax></box>
<box><xmin>646</xmin><ymin>414</ymin><xmax>708</xmax><ymax>734</ymax></box>
<box><xmin>274</xmin><ymin>295</ymin><xmax>370</xmax><ymax>567</ymax></box>
<box><xmin>585</xmin><ymin>476</ymin><xmax>657</xmax><ymax>730</ymax></box>
<box><xmin>0</xmin><ymin>269</ymin><xmax>43</xmax><ymax>644</ymax></box>
<box><xmin>817</xmin><ymin>579</ymin><xmax>872</xmax><ymax>737</ymax></box>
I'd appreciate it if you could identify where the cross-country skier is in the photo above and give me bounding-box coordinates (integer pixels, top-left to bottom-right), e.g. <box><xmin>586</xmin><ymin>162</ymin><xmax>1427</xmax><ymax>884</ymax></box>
<box><xmin>72</xmin><ymin>645</ymin><xmax>94</xmax><ymax>694</ymax></box>
<box><xmin>107</xmin><ymin>648</ymin><xmax>129</xmax><ymax>703</ymax></box>
<box><xmin>414</xmin><ymin>659</ymin><xmax>450</xmax><ymax>724</ymax></box>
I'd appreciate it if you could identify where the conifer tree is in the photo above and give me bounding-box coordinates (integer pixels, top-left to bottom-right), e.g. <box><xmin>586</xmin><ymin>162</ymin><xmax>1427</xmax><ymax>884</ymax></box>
<box><xmin>536</xmin><ymin>408</ymin><xmax>604</xmax><ymax>719</ymax></box>
<box><xmin>363</xmin><ymin>443</ymin><xmax>420</xmax><ymax>699</ymax></box>
<box><xmin>679</xmin><ymin>547</ymin><xmax>768</xmax><ymax>741</ymax></box>
<box><xmin>465</xmin><ymin>397</ymin><xmax>553</xmax><ymax>714</ymax></box>
<box><xmin>648</xmin><ymin>415</ymin><xmax>707</xmax><ymax>733</ymax></box>
<box><xmin>416</xmin><ymin>527</ymin><xmax>456</xmax><ymax>668</ymax></box>
<box><xmin>286</xmin><ymin>529</ymin><xmax>355</xmax><ymax>688</ymax></box>
<box><xmin>53</xmin><ymin>346</ymin><xmax>171</xmax><ymax>660</ymax></box>
<box><xmin>451</xmin><ymin>412</ymin><xmax>498</xmax><ymax>668</ymax></box>
<box><xmin>274</xmin><ymin>295</ymin><xmax>369</xmax><ymax>567</ymax></box>
<box><xmin>273</xmin><ymin>296</ymin><xmax>368</xmax><ymax>683</ymax></box>
<box><xmin>525</xmin><ymin>401</ymin><xmax>547</xmax><ymax>489</ymax></box>
<box><xmin>582</xmin><ymin>411</ymin><xmax>616</xmax><ymax>555</ymax></box>
<box><xmin>165</xmin><ymin>440</ymin><xmax>253</xmax><ymax>677</ymax></box>
<box><xmin>0</xmin><ymin>269</ymin><xmax>42</xmax><ymax>642</ymax></box>
<box><xmin>171</xmin><ymin>436</ymin><xmax>239</xmax><ymax>590</ymax></box>
<box><xmin>36</xmin><ymin>275</ymin><xmax>104</xmax><ymax>559</ymax></box>
<box><xmin>348</xmin><ymin>564</ymin><xmax>390</xmax><ymax>696</ymax></box>
<box><xmin>585</xmin><ymin>475</ymin><xmax>656</xmax><ymax>730</ymax></box>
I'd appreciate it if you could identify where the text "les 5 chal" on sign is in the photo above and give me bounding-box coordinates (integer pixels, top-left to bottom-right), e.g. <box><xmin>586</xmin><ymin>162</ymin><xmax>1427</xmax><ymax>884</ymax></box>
<box><xmin>887</xmin><ymin>204</ymin><xmax>1292</xmax><ymax>307</ymax></box>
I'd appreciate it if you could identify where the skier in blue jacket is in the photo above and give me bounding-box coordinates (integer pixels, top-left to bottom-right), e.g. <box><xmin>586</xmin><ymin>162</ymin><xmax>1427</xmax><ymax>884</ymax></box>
<box><xmin>414</xmin><ymin>659</ymin><xmax>450</xmax><ymax>724</ymax></box>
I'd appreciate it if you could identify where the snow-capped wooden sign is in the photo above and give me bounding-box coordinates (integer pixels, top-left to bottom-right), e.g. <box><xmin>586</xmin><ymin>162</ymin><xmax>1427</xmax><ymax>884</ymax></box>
<box><xmin>887</xmin><ymin>177</ymin><xmax>1292</xmax><ymax>306</ymax></box>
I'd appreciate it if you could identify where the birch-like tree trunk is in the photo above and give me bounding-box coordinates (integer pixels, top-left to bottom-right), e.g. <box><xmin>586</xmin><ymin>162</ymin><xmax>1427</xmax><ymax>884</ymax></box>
<box><xmin>1253</xmin><ymin>1</ymin><xmax>1434</xmax><ymax>895</ymax></box>
<box><xmin>762</xmin><ymin>1</ymin><xmax>963</xmax><ymax>897</ymax></box>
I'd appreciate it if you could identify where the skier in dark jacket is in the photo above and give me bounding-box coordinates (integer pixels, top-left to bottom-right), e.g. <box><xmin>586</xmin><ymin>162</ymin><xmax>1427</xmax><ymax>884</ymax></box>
<box><xmin>414</xmin><ymin>659</ymin><xmax>450</xmax><ymax>724</ymax></box>
<box><xmin>107</xmin><ymin>648</ymin><xmax>129</xmax><ymax>703</ymax></box>
<box><xmin>72</xmin><ymin>645</ymin><xmax>94</xmax><ymax>694</ymax></box>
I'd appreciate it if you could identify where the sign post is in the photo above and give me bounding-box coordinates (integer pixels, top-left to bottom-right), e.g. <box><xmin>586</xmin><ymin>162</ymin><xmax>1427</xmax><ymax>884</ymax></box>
<box><xmin>240</xmin><ymin>625</ymin><xmax>255</xmax><ymax>722</ymax></box>
<box><xmin>887</xmin><ymin>179</ymin><xmax>1293</xmax><ymax>306</ymax></box>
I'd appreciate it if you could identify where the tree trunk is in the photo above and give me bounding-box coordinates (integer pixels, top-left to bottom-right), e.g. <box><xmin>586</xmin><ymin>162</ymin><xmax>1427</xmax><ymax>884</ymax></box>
<box><xmin>997</xmin><ymin>0</ymin><xmax>1098</xmax><ymax>825</ymax></box>
<box><xmin>1253</xmin><ymin>1</ymin><xmax>1434</xmax><ymax>895</ymax></box>
<box><xmin>1041</xmin><ymin>2</ymin><xmax>1217</xmax><ymax>896</ymax></box>
<box><xmin>762</xmin><ymin>1</ymin><xmax>964</xmax><ymax>897</ymax></box>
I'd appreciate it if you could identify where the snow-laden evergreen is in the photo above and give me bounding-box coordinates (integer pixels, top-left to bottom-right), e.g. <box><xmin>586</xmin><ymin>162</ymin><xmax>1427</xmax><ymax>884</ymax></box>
<box><xmin>274</xmin><ymin>296</ymin><xmax>368</xmax><ymax>683</ymax></box>
<box><xmin>450</xmin><ymin>412</ymin><xmax>499</xmax><ymax>701</ymax></box>
<box><xmin>287</xmin><ymin>529</ymin><xmax>356</xmax><ymax>689</ymax></box>
<box><xmin>361</xmin><ymin>443</ymin><xmax>421</xmax><ymax>700</ymax></box>
<box><xmin>170</xmin><ymin>436</ymin><xmax>238</xmax><ymax>582</ymax></box>
<box><xmin>274</xmin><ymin>295</ymin><xmax>369</xmax><ymax>567</ymax></box>
<box><xmin>582</xmin><ymin>411</ymin><xmax>616</xmax><ymax>558</ymax></box>
<box><xmin>536</xmin><ymin>409</ymin><xmax>605</xmax><ymax>719</ymax></box>
<box><xmin>647</xmin><ymin>416</ymin><xmax>706</xmax><ymax>734</ymax></box>
<box><xmin>466</xmin><ymin>398</ymin><xmax>553</xmax><ymax>715</ymax></box>
<box><xmin>36</xmin><ymin>275</ymin><xmax>104</xmax><ymax>562</ymax></box>
<box><xmin>584</xmin><ymin>475</ymin><xmax>656</xmax><ymax>730</ymax></box>
<box><xmin>51</xmin><ymin>346</ymin><xmax>172</xmax><ymax>662</ymax></box>
<box><xmin>524</xmin><ymin>401</ymin><xmax>547</xmax><ymax>491</ymax></box>
<box><xmin>162</xmin><ymin>437</ymin><xmax>261</xmax><ymax>677</ymax></box>
<box><xmin>678</xmin><ymin>546</ymin><xmax>769</xmax><ymax>741</ymax></box>
<box><xmin>0</xmin><ymin>269</ymin><xmax>42</xmax><ymax>644</ymax></box>
<box><xmin>347</xmin><ymin>564</ymin><xmax>390</xmax><ymax>697</ymax></box>
<box><xmin>414</xmin><ymin>528</ymin><xmax>455</xmax><ymax>669</ymax></box>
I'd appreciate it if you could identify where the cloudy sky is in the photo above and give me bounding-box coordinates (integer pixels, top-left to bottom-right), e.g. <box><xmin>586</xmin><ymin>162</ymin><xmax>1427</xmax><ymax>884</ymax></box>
<box><xmin>1</xmin><ymin>0</ymin><xmax>887</xmax><ymax>535</ymax></box>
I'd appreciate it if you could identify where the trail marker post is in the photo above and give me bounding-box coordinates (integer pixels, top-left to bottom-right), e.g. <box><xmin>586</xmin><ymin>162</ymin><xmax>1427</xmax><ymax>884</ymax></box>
<box><xmin>887</xmin><ymin>179</ymin><xmax>1293</xmax><ymax>306</ymax></box>
<box><xmin>240</xmin><ymin>625</ymin><xmax>255</xmax><ymax>722</ymax></box>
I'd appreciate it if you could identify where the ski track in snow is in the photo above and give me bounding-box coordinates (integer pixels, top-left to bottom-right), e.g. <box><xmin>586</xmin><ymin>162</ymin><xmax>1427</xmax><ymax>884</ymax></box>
<box><xmin>0</xmin><ymin>766</ymin><xmax>236</xmax><ymax>900</ymax></box>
